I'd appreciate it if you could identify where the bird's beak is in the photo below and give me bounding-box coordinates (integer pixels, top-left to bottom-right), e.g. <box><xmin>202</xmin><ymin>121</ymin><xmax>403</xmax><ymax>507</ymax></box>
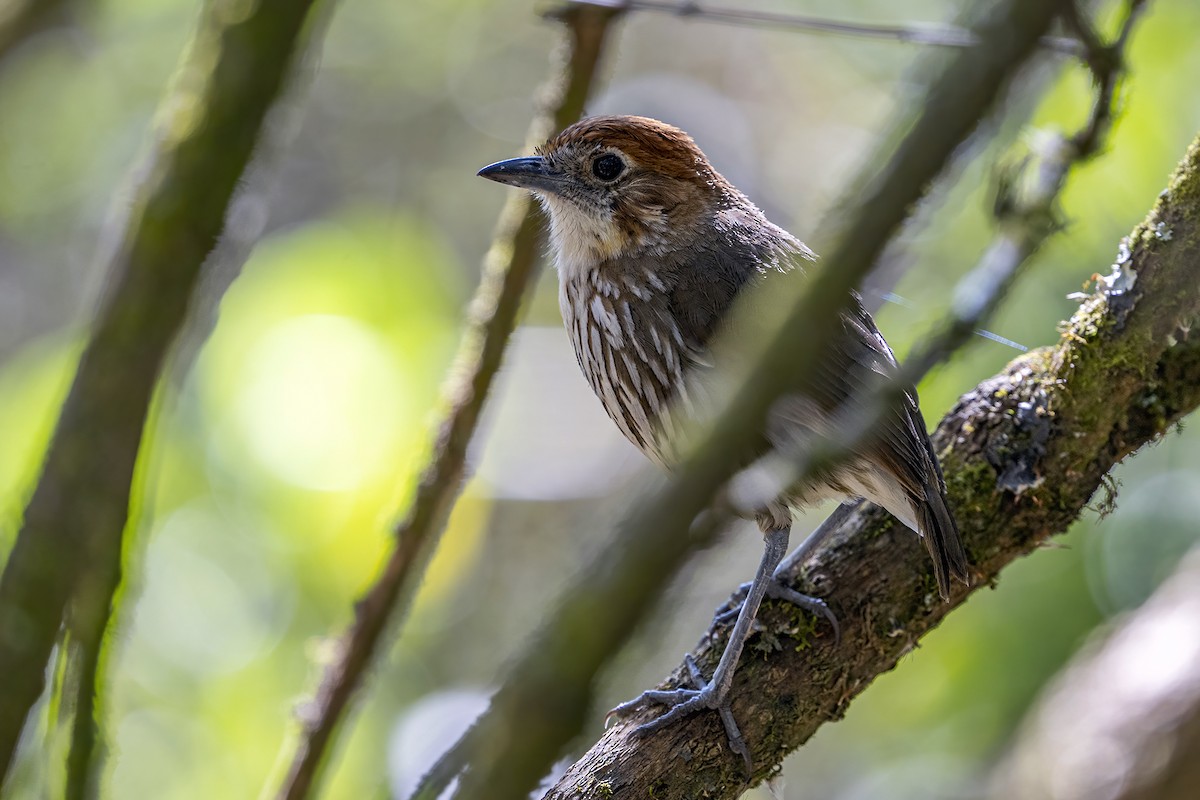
<box><xmin>476</xmin><ymin>156</ymin><xmax>563</xmax><ymax>194</ymax></box>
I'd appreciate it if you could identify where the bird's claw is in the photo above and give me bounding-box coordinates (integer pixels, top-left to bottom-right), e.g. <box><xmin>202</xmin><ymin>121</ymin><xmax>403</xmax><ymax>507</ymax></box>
<box><xmin>606</xmin><ymin>655</ymin><xmax>752</xmax><ymax>776</ymax></box>
<box><xmin>713</xmin><ymin>579</ymin><xmax>840</xmax><ymax>646</ymax></box>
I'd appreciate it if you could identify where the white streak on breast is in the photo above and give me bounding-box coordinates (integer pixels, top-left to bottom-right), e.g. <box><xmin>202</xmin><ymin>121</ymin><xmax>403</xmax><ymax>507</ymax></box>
<box><xmin>620</xmin><ymin>301</ymin><xmax>649</xmax><ymax>361</ymax></box>
<box><xmin>620</xmin><ymin>352</ymin><xmax>643</xmax><ymax>394</ymax></box>
<box><xmin>662</xmin><ymin>336</ymin><xmax>679</xmax><ymax>376</ymax></box>
<box><xmin>587</xmin><ymin>321</ymin><xmax>605</xmax><ymax>369</ymax></box>
<box><xmin>650</xmin><ymin>326</ymin><xmax>663</xmax><ymax>354</ymax></box>
<box><xmin>645</xmin><ymin>349</ymin><xmax>670</xmax><ymax>387</ymax></box>
<box><xmin>616</xmin><ymin>372</ymin><xmax>652</xmax><ymax>440</ymax></box>
<box><xmin>668</xmin><ymin>319</ymin><xmax>685</xmax><ymax>348</ymax></box>
<box><xmin>590</xmin><ymin>294</ymin><xmax>623</xmax><ymax>346</ymax></box>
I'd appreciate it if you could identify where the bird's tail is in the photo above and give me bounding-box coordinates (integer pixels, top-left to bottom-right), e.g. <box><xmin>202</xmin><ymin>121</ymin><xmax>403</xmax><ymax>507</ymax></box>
<box><xmin>918</xmin><ymin>486</ymin><xmax>970</xmax><ymax>601</ymax></box>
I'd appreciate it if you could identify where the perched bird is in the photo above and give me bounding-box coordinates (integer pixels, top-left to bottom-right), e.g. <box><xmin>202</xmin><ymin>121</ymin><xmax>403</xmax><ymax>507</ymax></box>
<box><xmin>477</xmin><ymin>115</ymin><xmax>969</xmax><ymax>768</ymax></box>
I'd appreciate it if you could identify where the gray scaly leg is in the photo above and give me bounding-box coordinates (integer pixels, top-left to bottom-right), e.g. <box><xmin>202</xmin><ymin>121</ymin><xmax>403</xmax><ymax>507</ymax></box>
<box><xmin>607</xmin><ymin>526</ymin><xmax>791</xmax><ymax>774</ymax></box>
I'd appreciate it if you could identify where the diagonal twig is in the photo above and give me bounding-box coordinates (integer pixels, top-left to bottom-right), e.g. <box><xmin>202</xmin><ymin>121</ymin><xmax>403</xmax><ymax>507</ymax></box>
<box><xmin>271</xmin><ymin>5</ymin><xmax>623</xmax><ymax>799</ymax></box>
<box><xmin>568</xmin><ymin>0</ymin><xmax>1084</xmax><ymax>56</ymax></box>
<box><xmin>1066</xmin><ymin>0</ymin><xmax>1147</xmax><ymax>158</ymax></box>
<box><xmin>912</xmin><ymin>0</ymin><xmax>1146</xmax><ymax>369</ymax></box>
<box><xmin>58</xmin><ymin>6</ymin><xmax>344</xmax><ymax>798</ymax></box>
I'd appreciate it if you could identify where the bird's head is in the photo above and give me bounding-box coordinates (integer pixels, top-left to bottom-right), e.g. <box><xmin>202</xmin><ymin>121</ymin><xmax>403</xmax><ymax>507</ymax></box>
<box><xmin>478</xmin><ymin>115</ymin><xmax>739</xmax><ymax>273</ymax></box>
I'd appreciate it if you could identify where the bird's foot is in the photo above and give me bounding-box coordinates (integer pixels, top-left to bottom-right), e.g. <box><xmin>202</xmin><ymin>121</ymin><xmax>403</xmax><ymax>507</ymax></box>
<box><xmin>713</xmin><ymin>579</ymin><xmax>840</xmax><ymax>645</ymax></box>
<box><xmin>606</xmin><ymin>654</ymin><xmax>752</xmax><ymax>776</ymax></box>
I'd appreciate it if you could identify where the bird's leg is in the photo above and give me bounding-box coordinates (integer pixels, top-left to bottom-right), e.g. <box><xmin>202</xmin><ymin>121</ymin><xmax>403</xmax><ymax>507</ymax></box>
<box><xmin>775</xmin><ymin>499</ymin><xmax>859</xmax><ymax>577</ymax></box>
<box><xmin>712</xmin><ymin>500</ymin><xmax>862</xmax><ymax>642</ymax></box>
<box><xmin>607</xmin><ymin>526</ymin><xmax>791</xmax><ymax>774</ymax></box>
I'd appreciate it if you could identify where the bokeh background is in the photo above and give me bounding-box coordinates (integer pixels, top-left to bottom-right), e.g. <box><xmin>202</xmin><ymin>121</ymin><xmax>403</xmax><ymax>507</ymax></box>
<box><xmin>2</xmin><ymin>0</ymin><xmax>1199</xmax><ymax>797</ymax></box>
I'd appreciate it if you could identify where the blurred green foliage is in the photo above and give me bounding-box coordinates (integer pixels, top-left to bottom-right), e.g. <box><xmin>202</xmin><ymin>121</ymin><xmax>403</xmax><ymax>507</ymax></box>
<box><xmin>1</xmin><ymin>0</ymin><xmax>1199</xmax><ymax>798</ymax></box>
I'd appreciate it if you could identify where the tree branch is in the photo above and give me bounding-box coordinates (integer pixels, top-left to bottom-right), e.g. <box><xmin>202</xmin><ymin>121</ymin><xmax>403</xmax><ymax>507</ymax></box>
<box><xmin>272</xmin><ymin>5</ymin><xmax>623</xmax><ymax>799</ymax></box>
<box><xmin>0</xmin><ymin>0</ymin><xmax>327</xmax><ymax>788</ymax></box>
<box><xmin>545</xmin><ymin>130</ymin><xmax>1200</xmax><ymax>799</ymax></box>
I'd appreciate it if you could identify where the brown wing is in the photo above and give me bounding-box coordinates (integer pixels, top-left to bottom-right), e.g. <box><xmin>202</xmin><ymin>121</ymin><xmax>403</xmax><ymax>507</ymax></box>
<box><xmin>645</xmin><ymin>211</ymin><xmax>969</xmax><ymax>597</ymax></box>
<box><xmin>813</xmin><ymin>295</ymin><xmax>970</xmax><ymax>598</ymax></box>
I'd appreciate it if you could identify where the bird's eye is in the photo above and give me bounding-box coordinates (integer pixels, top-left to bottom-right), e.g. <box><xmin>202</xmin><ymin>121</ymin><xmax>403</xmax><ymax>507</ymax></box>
<box><xmin>591</xmin><ymin>153</ymin><xmax>624</xmax><ymax>181</ymax></box>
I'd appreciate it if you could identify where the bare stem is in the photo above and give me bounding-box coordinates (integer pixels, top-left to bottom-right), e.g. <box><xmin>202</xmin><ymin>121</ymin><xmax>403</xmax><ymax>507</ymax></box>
<box><xmin>922</xmin><ymin>0</ymin><xmax>1145</xmax><ymax>371</ymax></box>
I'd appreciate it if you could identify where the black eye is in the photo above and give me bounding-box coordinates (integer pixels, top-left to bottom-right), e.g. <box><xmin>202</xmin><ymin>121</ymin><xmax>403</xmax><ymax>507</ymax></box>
<box><xmin>591</xmin><ymin>153</ymin><xmax>623</xmax><ymax>181</ymax></box>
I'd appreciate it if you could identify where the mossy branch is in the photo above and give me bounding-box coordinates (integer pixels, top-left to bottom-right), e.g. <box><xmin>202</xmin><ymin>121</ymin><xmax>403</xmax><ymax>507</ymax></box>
<box><xmin>0</xmin><ymin>0</ymin><xmax>326</xmax><ymax>788</ymax></box>
<box><xmin>544</xmin><ymin>132</ymin><xmax>1200</xmax><ymax>800</ymax></box>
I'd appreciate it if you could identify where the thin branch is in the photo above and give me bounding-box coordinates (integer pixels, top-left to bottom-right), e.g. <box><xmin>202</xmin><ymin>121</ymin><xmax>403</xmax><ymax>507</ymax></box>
<box><xmin>1069</xmin><ymin>0</ymin><xmax>1148</xmax><ymax>157</ymax></box>
<box><xmin>546</xmin><ymin>123</ymin><xmax>1200</xmax><ymax>799</ymax></box>
<box><xmin>901</xmin><ymin>0</ymin><xmax>1147</xmax><ymax>385</ymax></box>
<box><xmin>409</xmin><ymin>2</ymin><xmax>1071</xmax><ymax>799</ymax></box>
<box><xmin>270</xmin><ymin>5</ymin><xmax>623</xmax><ymax>799</ymax></box>
<box><xmin>0</xmin><ymin>0</ymin><xmax>327</xmax><ymax>788</ymax></box>
<box><xmin>567</xmin><ymin>0</ymin><xmax>1084</xmax><ymax>56</ymax></box>
<box><xmin>61</xmin><ymin>5</ymin><xmax>340</xmax><ymax>795</ymax></box>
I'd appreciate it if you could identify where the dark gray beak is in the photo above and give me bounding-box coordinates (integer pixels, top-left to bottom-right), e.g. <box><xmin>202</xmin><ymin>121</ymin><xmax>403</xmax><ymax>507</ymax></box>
<box><xmin>476</xmin><ymin>156</ymin><xmax>563</xmax><ymax>194</ymax></box>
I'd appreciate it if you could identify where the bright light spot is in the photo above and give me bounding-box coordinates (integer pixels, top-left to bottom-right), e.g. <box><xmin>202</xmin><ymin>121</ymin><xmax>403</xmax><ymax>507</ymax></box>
<box><xmin>234</xmin><ymin>314</ymin><xmax>408</xmax><ymax>491</ymax></box>
<box><xmin>1112</xmin><ymin>603</ymin><xmax>1200</xmax><ymax>705</ymax></box>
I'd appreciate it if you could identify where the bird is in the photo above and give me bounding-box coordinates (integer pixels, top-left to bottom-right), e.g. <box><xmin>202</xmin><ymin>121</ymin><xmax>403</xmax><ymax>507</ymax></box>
<box><xmin>477</xmin><ymin>114</ymin><xmax>970</xmax><ymax>770</ymax></box>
